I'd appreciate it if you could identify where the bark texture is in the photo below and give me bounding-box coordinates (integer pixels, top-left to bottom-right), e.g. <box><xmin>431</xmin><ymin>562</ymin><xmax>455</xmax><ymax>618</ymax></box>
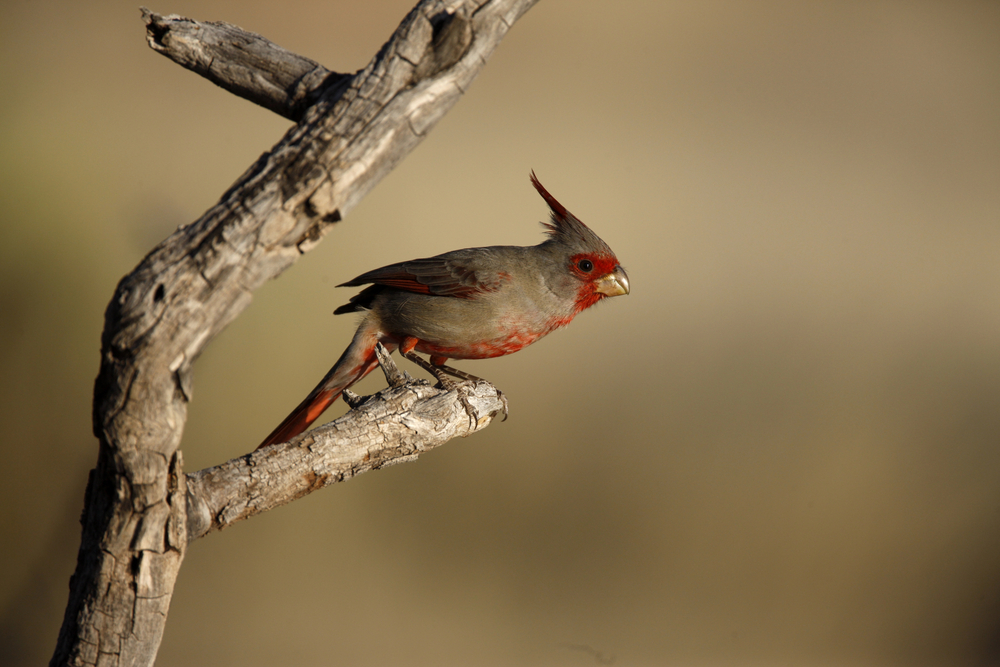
<box><xmin>51</xmin><ymin>1</ymin><xmax>536</xmax><ymax>665</ymax></box>
<box><xmin>141</xmin><ymin>7</ymin><xmax>350</xmax><ymax>121</ymax></box>
<box><xmin>187</xmin><ymin>361</ymin><xmax>505</xmax><ymax>540</ymax></box>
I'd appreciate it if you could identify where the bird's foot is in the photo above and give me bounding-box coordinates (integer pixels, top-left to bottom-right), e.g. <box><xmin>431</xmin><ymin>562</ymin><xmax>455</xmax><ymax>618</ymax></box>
<box><xmin>425</xmin><ymin>368</ymin><xmax>479</xmax><ymax>426</ymax></box>
<box><xmin>401</xmin><ymin>350</ymin><xmax>506</xmax><ymax>425</ymax></box>
<box><xmin>495</xmin><ymin>389</ymin><xmax>509</xmax><ymax>422</ymax></box>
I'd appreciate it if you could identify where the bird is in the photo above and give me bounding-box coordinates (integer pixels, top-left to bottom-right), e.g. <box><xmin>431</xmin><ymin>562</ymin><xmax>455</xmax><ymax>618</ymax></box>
<box><xmin>257</xmin><ymin>172</ymin><xmax>629</xmax><ymax>449</ymax></box>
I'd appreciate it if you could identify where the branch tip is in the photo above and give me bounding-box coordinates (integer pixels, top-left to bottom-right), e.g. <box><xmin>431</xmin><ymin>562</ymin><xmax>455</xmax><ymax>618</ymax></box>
<box><xmin>375</xmin><ymin>343</ymin><xmax>409</xmax><ymax>387</ymax></box>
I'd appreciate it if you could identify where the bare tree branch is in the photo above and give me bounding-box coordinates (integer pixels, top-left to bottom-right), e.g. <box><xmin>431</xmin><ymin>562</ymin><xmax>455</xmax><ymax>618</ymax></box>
<box><xmin>51</xmin><ymin>1</ymin><xmax>537</xmax><ymax>665</ymax></box>
<box><xmin>186</xmin><ymin>370</ymin><xmax>506</xmax><ymax>540</ymax></box>
<box><xmin>141</xmin><ymin>7</ymin><xmax>350</xmax><ymax>121</ymax></box>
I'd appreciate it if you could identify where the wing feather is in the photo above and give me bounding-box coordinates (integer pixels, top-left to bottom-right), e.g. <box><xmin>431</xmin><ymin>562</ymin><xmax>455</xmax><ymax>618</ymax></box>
<box><xmin>334</xmin><ymin>250</ymin><xmax>511</xmax><ymax>314</ymax></box>
<box><xmin>338</xmin><ymin>253</ymin><xmax>507</xmax><ymax>298</ymax></box>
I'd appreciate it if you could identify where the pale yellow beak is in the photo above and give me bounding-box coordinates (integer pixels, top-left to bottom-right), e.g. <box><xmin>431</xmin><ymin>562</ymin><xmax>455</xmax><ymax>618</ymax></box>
<box><xmin>596</xmin><ymin>266</ymin><xmax>629</xmax><ymax>297</ymax></box>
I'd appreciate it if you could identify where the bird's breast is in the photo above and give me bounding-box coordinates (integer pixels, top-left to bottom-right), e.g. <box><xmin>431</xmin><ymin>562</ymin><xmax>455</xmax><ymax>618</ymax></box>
<box><xmin>413</xmin><ymin>316</ymin><xmax>553</xmax><ymax>360</ymax></box>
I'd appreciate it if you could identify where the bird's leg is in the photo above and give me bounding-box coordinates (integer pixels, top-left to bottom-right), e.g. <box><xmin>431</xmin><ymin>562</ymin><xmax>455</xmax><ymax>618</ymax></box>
<box><xmin>431</xmin><ymin>355</ymin><xmax>488</xmax><ymax>385</ymax></box>
<box><xmin>400</xmin><ymin>350</ymin><xmax>470</xmax><ymax>389</ymax></box>
<box><xmin>398</xmin><ymin>339</ymin><xmax>508</xmax><ymax>422</ymax></box>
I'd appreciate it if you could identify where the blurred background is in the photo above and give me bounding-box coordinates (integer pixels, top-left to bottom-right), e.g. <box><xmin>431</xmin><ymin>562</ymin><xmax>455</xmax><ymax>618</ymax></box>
<box><xmin>2</xmin><ymin>1</ymin><xmax>999</xmax><ymax>665</ymax></box>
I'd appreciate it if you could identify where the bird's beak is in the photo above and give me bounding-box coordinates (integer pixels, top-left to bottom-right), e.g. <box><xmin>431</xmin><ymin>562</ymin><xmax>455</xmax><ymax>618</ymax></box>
<box><xmin>596</xmin><ymin>266</ymin><xmax>629</xmax><ymax>297</ymax></box>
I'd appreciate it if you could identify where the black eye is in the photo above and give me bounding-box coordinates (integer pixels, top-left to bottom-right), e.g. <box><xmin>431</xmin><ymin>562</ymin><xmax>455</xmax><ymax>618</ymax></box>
<box><xmin>577</xmin><ymin>259</ymin><xmax>594</xmax><ymax>272</ymax></box>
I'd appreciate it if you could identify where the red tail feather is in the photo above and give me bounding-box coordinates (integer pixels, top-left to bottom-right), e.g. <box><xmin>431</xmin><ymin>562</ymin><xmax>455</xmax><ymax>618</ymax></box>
<box><xmin>256</xmin><ymin>389</ymin><xmax>341</xmax><ymax>449</ymax></box>
<box><xmin>256</xmin><ymin>323</ymin><xmax>387</xmax><ymax>449</ymax></box>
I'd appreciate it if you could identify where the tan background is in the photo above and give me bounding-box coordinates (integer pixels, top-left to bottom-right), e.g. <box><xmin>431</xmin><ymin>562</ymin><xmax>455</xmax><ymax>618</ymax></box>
<box><xmin>2</xmin><ymin>1</ymin><xmax>999</xmax><ymax>665</ymax></box>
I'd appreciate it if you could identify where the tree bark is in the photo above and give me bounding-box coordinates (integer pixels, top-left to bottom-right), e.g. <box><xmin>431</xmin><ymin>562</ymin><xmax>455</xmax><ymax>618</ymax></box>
<box><xmin>140</xmin><ymin>7</ymin><xmax>352</xmax><ymax>121</ymax></box>
<box><xmin>51</xmin><ymin>1</ymin><xmax>536</xmax><ymax>665</ymax></box>
<box><xmin>186</xmin><ymin>350</ymin><xmax>506</xmax><ymax>540</ymax></box>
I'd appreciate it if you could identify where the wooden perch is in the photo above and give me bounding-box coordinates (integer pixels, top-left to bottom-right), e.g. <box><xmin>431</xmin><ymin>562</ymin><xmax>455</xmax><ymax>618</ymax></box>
<box><xmin>51</xmin><ymin>1</ymin><xmax>537</xmax><ymax>665</ymax></box>
<box><xmin>186</xmin><ymin>345</ymin><xmax>505</xmax><ymax>540</ymax></box>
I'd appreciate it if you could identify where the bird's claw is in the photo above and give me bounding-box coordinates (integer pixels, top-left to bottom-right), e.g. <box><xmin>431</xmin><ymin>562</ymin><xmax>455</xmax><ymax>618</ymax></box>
<box><xmin>457</xmin><ymin>382</ymin><xmax>508</xmax><ymax>428</ymax></box>
<box><xmin>457</xmin><ymin>385</ymin><xmax>480</xmax><ymax>428</ymax></box>
<box><xmin>428</xmin><ymin>373</ymin><xmax>479</xmax><ymax>428</ymax></box>
<box><xmin>496</xmin><ymin>389</ymin><xmax>509</xmax><ymax>422</ymax></box>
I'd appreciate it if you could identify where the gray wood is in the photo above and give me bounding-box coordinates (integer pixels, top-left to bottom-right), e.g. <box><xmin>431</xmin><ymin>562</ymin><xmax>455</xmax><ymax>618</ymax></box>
<box><xmin>141</xmin><ymin>8</ymin><xmax>350</xmax><ymax>121</ymax></box>
<box><xmin>51</xmin><ymin>1</ymin><xmax>537</xmax><ymax>665</ymax></box>
<box><xmin>187</xmin><ymin>366</ymin><xmax>506</xmax><ymax>540</ymax></box>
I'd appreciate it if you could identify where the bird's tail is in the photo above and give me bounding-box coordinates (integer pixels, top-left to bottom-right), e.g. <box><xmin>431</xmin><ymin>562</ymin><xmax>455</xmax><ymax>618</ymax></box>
<box><xmin>257</xmin><ymin>323</ymin><xmax>390</xmax><ymax>449</ymax></box>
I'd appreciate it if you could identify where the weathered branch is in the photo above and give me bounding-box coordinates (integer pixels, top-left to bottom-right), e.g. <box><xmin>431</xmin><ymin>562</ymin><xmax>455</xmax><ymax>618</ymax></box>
<box><xmin>184</xmin><ymin>345</ymin><xmax>505</xmax><ymax>540</ymax></box>
<box><xmin>52</xmin><ymin>1</ymin><xmax>537</xmax><ymax>665</ymax></box>
<box><xmin>186</xmin><ymin>377</ymin><xmax>505</xmax><ymax>540</ymax></box>
<box><xmin>141</xmin><ymin>8</ymin><xmax>351</xmax><ymax>121</ymax></box>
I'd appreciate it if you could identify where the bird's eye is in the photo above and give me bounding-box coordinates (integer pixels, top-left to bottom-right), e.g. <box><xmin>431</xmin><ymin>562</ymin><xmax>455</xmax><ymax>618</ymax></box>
<box><xmin>577</xmin><ymin>259</ymin><xmax>594</xmax><ymax>272</ymax></box>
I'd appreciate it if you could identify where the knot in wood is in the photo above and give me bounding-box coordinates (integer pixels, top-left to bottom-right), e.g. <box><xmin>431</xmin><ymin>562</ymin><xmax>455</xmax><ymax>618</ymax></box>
<box><xmin>414</xmin><ymin>9</ymin><xmax>473</xmax><ymax>80</ymax></box>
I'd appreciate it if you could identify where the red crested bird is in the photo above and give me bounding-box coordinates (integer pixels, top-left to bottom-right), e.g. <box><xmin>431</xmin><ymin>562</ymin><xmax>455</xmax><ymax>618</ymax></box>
<box><xmin>257</xmin><ymin>173</ymin><xmax>629</xmax><ymax>449</ymax></box>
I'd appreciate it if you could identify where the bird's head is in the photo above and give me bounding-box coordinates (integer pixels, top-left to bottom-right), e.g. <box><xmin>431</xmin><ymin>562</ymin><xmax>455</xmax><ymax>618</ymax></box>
<box><xmin>531</xmin><ymin>172</ymin><xmax>629</xmax><ymax>312</ymax></box>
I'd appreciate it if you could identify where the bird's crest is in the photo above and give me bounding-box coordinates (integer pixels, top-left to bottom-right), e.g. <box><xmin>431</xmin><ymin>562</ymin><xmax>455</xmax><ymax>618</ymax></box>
<box><xmin>530</xmin><ymin>171</ymin><xmax>614</xmax><ymax>256</ymax></box>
